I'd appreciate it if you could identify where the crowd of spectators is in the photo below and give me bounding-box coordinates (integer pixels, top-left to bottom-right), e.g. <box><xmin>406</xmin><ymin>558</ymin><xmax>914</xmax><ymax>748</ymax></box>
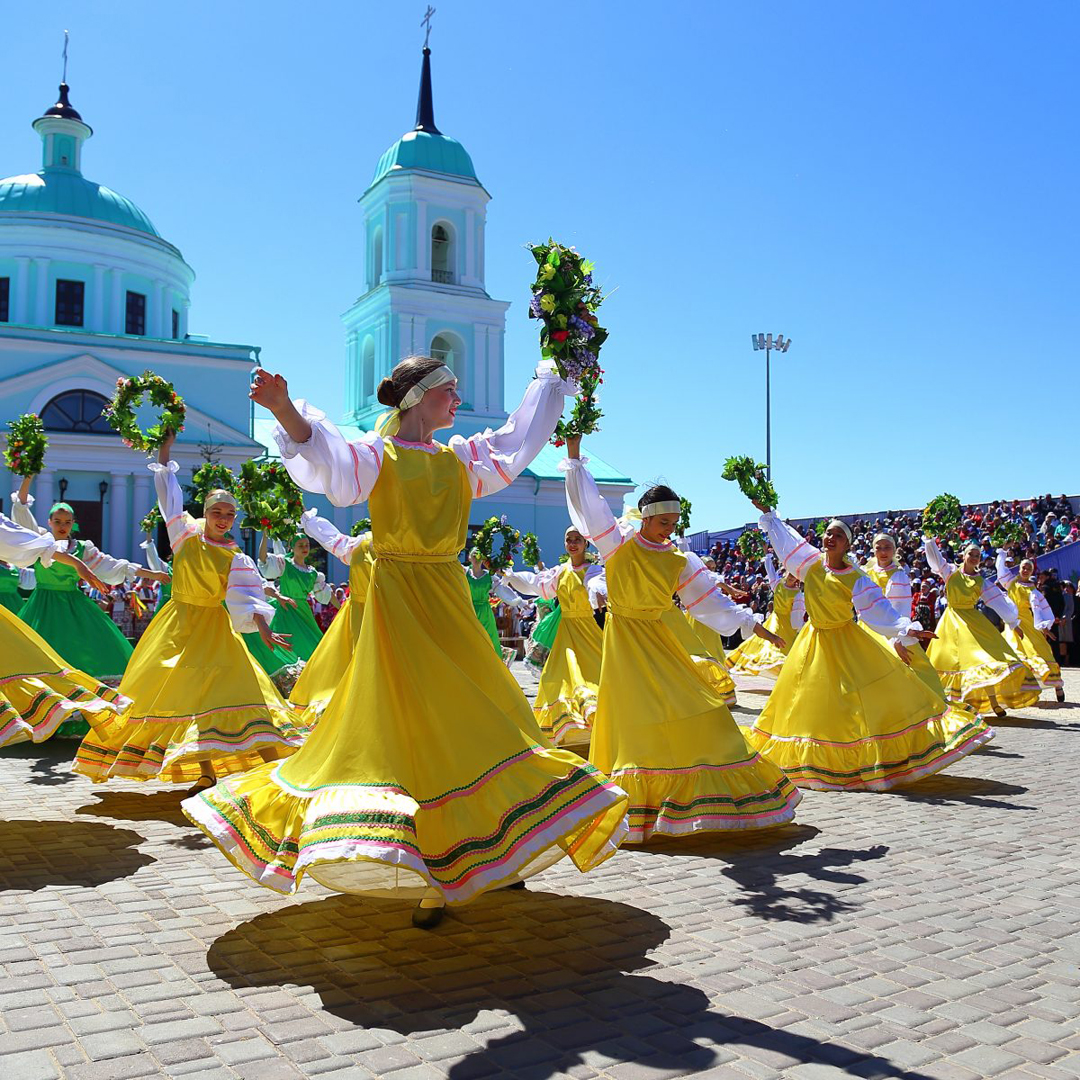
<box><xmin>703</xmin><ymin>493</ymin><xmax>1079</xmax><ymax>666</ymax></box>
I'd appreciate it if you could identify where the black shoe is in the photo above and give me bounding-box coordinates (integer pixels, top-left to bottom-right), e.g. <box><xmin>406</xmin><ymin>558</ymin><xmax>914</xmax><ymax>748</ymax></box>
<box><xmin>1056</xmin><ymin>688</ymin><xmax>1066</xmax><ymax>703</ymax></box>
<box><xmin>993</xmin><ymin>707</ymin><xmax>1007</xmax><ymax>719</ymax></box>
<box><xmin>505</xmin><ymin>880</ymin><xmax>527</xmax><ymax>890</ymax></box>
<box><xmin>412</xmin><ymin>904</ymin><xmax>445</xmax><ymax>929</ymax></box>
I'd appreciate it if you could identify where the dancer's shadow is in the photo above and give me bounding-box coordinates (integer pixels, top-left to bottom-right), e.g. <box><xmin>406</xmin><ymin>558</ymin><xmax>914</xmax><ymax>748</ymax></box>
<box><xmin>207</xmin><ymin>892</ymin><xmax>930</xmax><ymax>1080</ymax></box>
<box><xmin>972</xmin><ymin>745</ymin><xmax>1023</xmax><ymax>760</ymax></box>
<box><xmin>0</xmin><ymin>739</ymin><xmax>79</xmax><ymax>786</ymax></box>
<box><xmin>641</xmin><ymin>825</ymin><xmax>888</xmax><ymax>924</ymax></box>
<box><xmin>77</xmin><ymin>789</ymin><xmax>190</xmax><ymax>828</ymax></box>
<box><xmin>889</xmin><ymin>775</ymin><xmax>1033</xmax><ymax>811</ymax></box>
<box><xmin>0</xmin><ymin>819</ymin><xmax>153</xmax><ymax>890</ymax></box>
<box><xmin>992</xmin><ymin>714</ymin><xmax>1075</xmax><ymax>731</ymax></box>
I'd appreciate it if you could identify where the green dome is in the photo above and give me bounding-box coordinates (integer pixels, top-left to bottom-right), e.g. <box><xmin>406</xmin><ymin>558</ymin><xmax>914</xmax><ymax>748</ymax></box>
<box><xmin>370</xmin><ymin>130</ymin><xmax>478</xmax><ymax>189</ymax></box>
<box><xmin>0</xmin><ymin>169</ymin><xmax>160</xmax><ymax>237</ymax></box>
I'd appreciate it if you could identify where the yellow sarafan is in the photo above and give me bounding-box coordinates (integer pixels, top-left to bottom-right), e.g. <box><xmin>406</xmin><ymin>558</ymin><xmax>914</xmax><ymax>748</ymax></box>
<box><xmin>532</xmin><ymin>564</ymin><xmax>602</xmax><ymax>746</ymax></box>
<box><xmin>659</xmin><ymin>606</ymin><xmax>736</xmax><ymax>704</ymax></box>
<box><xmin>0</xmin><ymin>603</ymin><xmax>127</xmax><ymax>747</ymax></box>
<box><xmin>290</xmin><ymin>533</ymin><xmax>375</xmax><ymax>717</ymax></box>
<box><xmin>592</xmin><ymin>533</ymin><xmax>799</xmax><ymax>843</ymax></box>
<box><xmin>74</xmin><ymin>526</ymin><xmax>304</xmax><ymax>784</ymax></box>
<box><xmin>1003</xmin><ymin>580</ymin><xmax>1062</xmax><ymax>691</ymax></box>
<box><xmin>747</xmin><ymin>558</ymin><xmax>993</xmax><ymax>791</ymax></box>
<box><xmin>927</xmin><ymin>570</ymin><xmax>1040</xmax><ymax>715</ymax></box>
<box><xmin>726</xmin><ymin>579</ymin><xmax>800</xmax><ymax>679</ymax></box>
<box><xmin>186</xmin><ymin>439</ymin><xmax>628</xmax><ymax>905</ymax></box>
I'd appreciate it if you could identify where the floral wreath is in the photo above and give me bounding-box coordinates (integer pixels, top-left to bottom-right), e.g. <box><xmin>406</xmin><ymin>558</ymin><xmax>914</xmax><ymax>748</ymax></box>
<box><xmin>923</xmin><ymin>493</ymin><xmax>962</xmax><ymax>541</ymax></box>
<box><xmin>190</xmin><ymin>463</ymin><xmax>235</xmax><ymax>506</ymax></box>
<box><xmin>472</xmin><ymin>516</ymin><xmax>522</xmax><ymax>572</ymax></box>
<box><xmin>722</xmin><ymin>455</ymin><xmax>778</xmax><ymax>511</ymax></box>
<box><xmin>3</xmin><ymin>413</ymin><xmax>49</xmax><ymax>477</ymax></box>
<box><xmin>140</xmin><ymin>507</ymin><xmax>163</xmax><ymax>535</ymax></box>
<box><xmin>738</xmin><ymin>529</ymin><xmax>767</xmax><ymax>561</ymax></box>
<box><xmin>528</xmin><ymin>239</ymin><xmax>609</xmax><ymax>444</ymax></box>
<box><xmin>521</xmin><ymin>532</ymin><xmax>541</xmax><ymax>567</ymax></box>
<box><xmin>991</xmin><ymin>521</ymin><xmax>1025</xmax><ymax>549</ymax></box>
<box><xmin>676</xmin><ymin>497</ymin><xmax>692</xmax><ymax>538</ymax></box>
<box><xmin>103</xmin><ymin>371</ymin><xmax>186</xmax><ymax>453</ymax></box>
<box><xmin>349</xmin><ymin>518</ymin><xmax>372</xmax><ymax>538</ymax></box>
<box><xmin>236</xmin><ymin>459</ymin><xmax>305</xmax><ymax>541</ymax></box>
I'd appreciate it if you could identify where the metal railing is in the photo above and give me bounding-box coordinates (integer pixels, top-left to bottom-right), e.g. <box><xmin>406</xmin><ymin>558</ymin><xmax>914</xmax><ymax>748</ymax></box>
<box><xmin>432</xmin><ymin>269</ymin><xmax>454</xmax><ymax>284</ymax></box>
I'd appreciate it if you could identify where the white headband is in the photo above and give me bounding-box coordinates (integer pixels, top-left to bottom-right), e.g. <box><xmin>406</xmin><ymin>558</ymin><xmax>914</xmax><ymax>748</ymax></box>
<box><xmin>399</xmin><ymin>365</ymin><xmax>456</xmax><ymax>411</ymax></box>
<box><xmin>641</xmin><ymin>500</ymin><xmax>682</xmax><ymax>518</ymax></box>
<box><xmin>203</xmin><ymin>490</ymin><xmax>237</xmax><ymax>512</ymax></box>
<box><xmin>827</xmin><ymin>518</ymin><xmax>853</xmax><ymax>542</ymax></box>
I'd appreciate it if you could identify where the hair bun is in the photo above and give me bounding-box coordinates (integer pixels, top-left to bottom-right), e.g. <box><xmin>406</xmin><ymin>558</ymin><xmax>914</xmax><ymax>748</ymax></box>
<box><xmin>376</xmin><ymin>377</ymin><xmax>399</xmax><ymax>408</ymax></box>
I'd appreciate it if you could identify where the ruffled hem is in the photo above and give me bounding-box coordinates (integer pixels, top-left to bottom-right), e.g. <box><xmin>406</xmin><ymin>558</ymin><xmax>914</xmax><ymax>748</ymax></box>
<box><xmin>745</xmin><ymin>705</ymin><xmax>994</xmax><ymax>791</ymax></box>
<box><xmin>0</xmin><ymin>669</ymin><xmax>129</xmax><ymax>749</ymax></box>
<box><xmin>72</xmin><ymin>703</ymin><xmax>307</xmax><ymax>784</ymax></box>
<box><xmin>724</xmin><ymin>640</ymin><xmax>786</xmax><ymax>680</ymax></box>
<box><xmin>182</xmin><ymin>748</ymin><xmax>629</xmax><ymax>905</ymax></box>
<box><xmin>534</xmin><ymin>690</ymin><xmax>596</xmax><ymax>747</ymax></box>
<box><xmin>612</xmin><ymin>758</ymin><xmax>801</xmax><ymax>843</ymax></box>
<box><xmin>691</xmin><ymin>656</ymin><xmax>737</xmax><ymax>705</ymax></box>
<box><xmin>937</xmin><ymin>659</ymin><xmax>1041</xmax><ymax>714</ymax></box>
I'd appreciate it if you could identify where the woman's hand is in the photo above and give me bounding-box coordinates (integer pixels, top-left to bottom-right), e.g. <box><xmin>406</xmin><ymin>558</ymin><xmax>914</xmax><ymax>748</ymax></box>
<box><xmin>565</xmin><ymin>435</ymin><xmax>581</xmax><ymax>460</ymax></box>
<box><xmin>254</xmin><ymin>615</ymin><xmax>291</xmax><ymax>651</ymax></box>
<box><xmin>17</xmin><ymin>474</ymin><xmax>33</xmax><ymax>503</ymax></box>
<box><xmin>136</xmin><ymin>570</ymin><xmax>171</xmax><ymax>584</ymax></box>
<box><xmin>250</xmin><ymin>369</ymin><xmax>312</xmax><ymax>444</ymax></box>
<box><xmin>754</xmin><ymin>623</ymin><xmax>785</xmax><ymax>650</ymax></box>
<box><xmin>157</xmin><ymin>428</ymin><xmax>176</xmax><ymax>466</ymax></box>
<box><xmin>751</xmin><ymin>498</ymin><xmax>769</xmax><ymax>514</ymax></box>
<box><xmin>56</xmin><ymin>553</ymin><xmax>106</xmax><ymax>594</ymax></box>
<box><xmin>894</xmin><ymin>641</ymin><xmax>912</xmax><ymax>665</ymax></box>
<box><xmin>1014</xmin><ymin>625</ymin><xmax>1025</xmax><ymax>640</ymax></box>
<box><xmin>278</xmin><ymin>594</ymin><xmax>297</xmax><ymax>610</ymax></box>
<box><xmin>909</xmin><ymin>629</ymin><xmax>937</xmax><ymax>642</ymax></box>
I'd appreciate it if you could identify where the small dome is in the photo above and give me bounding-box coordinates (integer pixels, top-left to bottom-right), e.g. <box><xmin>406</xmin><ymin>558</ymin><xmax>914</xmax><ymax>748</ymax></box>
<box><xmin>0</xmin><ymin>169</ymin><xmax>159</xmax><ymax>236</ymax></box>
<box><xmin>370</xmin><ymin>129</ymin><xmax>478</xmax><ymax>189</ymax></box>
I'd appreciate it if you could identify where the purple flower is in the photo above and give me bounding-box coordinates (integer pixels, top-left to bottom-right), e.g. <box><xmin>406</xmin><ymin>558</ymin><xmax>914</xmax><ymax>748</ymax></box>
<box><xmin>529</xmin><ymin>292</ymin><xmax>545</xmax><ymax>318</ymax></box>
<box><xmin>569</xmin><ymin>314</ymin><xmax>595</xmax><ymax>341</ymax></box>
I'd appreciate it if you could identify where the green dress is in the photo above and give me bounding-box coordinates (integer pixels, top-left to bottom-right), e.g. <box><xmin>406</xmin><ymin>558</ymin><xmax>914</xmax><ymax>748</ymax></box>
<box><xmin>0</xmin><ymin>564</ymin><xmax>25</xmax><ymax>615</ymax></box>
<box><xmin>19</xmin><ymin>540</ymin><xmax>134</xmax><ymax>681</ymax></box>
<box><xmin>467</xmin><ymin>568</ymin><xmax>502</xmax><ymax>653</ymax></box>
<box><xmin>525</xmin><ymin>597</ymin><xmax>561</xmax><ymax>669</ymax></box>
<box><xmin>241</xmin><ymin>559</ymin><xmax>321</xmax><ymax>670</ymax></box>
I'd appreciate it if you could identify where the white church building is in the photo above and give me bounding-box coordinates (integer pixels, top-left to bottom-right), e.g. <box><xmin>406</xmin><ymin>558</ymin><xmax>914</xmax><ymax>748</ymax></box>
<box><xmin>1</xmin><ymin>47</ymin><xmax>633</xmax><ymax>578</ymax></box>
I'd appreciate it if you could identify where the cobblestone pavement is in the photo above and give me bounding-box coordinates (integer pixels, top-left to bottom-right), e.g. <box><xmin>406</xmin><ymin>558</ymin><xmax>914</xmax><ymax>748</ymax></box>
<box><xmin>2</xmin><ymin>664</ymin><xmax>1079</xmax><ymax>1080</ymax></box>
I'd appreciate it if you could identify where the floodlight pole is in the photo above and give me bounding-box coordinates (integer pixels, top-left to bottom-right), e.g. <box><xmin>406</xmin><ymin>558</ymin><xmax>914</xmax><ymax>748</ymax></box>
<box><xmin>751</xmin><ymin>333</ymin><xmax>792</xmax><ymax>482</ymax></box>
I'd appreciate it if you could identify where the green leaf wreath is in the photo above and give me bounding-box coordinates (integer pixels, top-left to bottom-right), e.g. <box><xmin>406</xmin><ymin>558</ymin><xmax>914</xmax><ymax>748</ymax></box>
<box><xmin>102</xmin><ymin>371</ymin><xmax>186</xmax><ymax>453</ymax></box>
<box><xmin>521</xmin><ymin>532</ymin><xmax>541</xmax><ymax>567</ymax></box>
<box><xmin>190</xmin><ymin>463</ymin><xmax>235</xmax><ymax>506</ymax></box>
<box><xmin>472</xmin><ymin>516</ymin><xmax>522</xmax><ymax>572</ymax></box>
<box><xmin>991</xmin><ymin>521</ymin><xmax>1026</xmax><ymax>549</ymax></box>
<box><xmin>236</xmin><ymin>460</ymin><xmax>305</xmax><ymax>541</ymax></box>
<box><xmin>721</xmin><ymin>455</ymin><xmax>778</xmax><ymax>511</ymax></box>
<box><xmin>140</xmin><ymin>506</ymin><xmax>163</xmax><ymax>535</ymax></box>
<box><xmin>349</xmin><ymin>518</ymin><xmax>372</xmax><ymax>538</ymax></box>
<box><xmin>815</xmin><ymin>520</ymin><xmax>828</xmax><ymax>537</ymax></box>
<box><xmin>923</xmin><ymin>493</ymin><xmax>962</xmax><ymax>540</ymax></box>
<box><xmin>676</xmin><ymin>497</ymin><xmax>693</xmax><ymax>538</ymax></box>
<box><xmin>738</xmin><ymin>529</ymin><xmax>768</xmax><ymax>561</ymax></box>
<box><xmin>3</xmin><ymin>413</ymin><xmax>48</xmax><ymax>477</ymax></box>
<box><xmin>528</xmin><ymin>239</ymin><xmax>609</xmax><ymax>444</ymax></box>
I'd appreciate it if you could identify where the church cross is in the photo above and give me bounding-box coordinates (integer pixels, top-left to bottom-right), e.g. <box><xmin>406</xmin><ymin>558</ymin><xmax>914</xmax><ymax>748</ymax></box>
<box><xmin>421</xmin><ymin>6</ymin><xmax>436</xmax><ymax>48</ymax></box>
<box><xmin>62</xmin><ymin>29</ymin><xmax>70</xmax><ymax>83</ymax></box>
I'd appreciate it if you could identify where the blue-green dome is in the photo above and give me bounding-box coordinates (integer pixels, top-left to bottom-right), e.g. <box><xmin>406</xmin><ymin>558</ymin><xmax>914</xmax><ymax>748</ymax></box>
<box><xmin>370</xmin><ymin>130</ymin><xmax>478</xmax><ymax>189</ymax></box>
<box><xmin>0</xmin><ymin>169</ymin><xmax>159</xmax><ymax>237</ymax></box>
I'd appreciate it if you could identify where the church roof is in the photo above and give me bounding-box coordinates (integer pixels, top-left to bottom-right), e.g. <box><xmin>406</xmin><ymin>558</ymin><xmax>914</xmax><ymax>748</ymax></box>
<box><xmin>0</xmin><ymin>169</ymin><xmax>160</xmax><ymax>236</ymax></box>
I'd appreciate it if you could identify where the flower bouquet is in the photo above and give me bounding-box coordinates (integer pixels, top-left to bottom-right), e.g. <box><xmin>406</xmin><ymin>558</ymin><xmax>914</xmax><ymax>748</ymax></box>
<box><xmin>722</xmin><ymin>455</ymin><xmax>778</xmax><ymax>511</ymax></box>
<box><xmin>103</xmin><ymin>371</ymin><xmax>186</xmax><ymax>453</ymax></box>
<box><xmin>3</xmin><ymin>413</ymin><xmax>48</xmax><ymax>477</ymax></box>
<box><xmin>527</xmin><ymin>239</ymin><xmax>609</xmax><ymax>444</ymax></box>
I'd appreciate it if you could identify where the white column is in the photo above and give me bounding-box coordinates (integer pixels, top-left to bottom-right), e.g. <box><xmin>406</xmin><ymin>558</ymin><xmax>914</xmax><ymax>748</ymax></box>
<box><xmin>415</xmin><ymin>201</ymin><xmax>428</xmax><ymax>275</ymax></box>
<box><xmin>36</xmin><ymin>469</ymin><xmax>55</xmax><ymax>515</ymax></box>
<box><xmin>181</xmin><ymin>298</ymin><xmax>190</xmax><ymax>339</ymax></box>
<box><xmin>92</xmin><ymin>264</ymin><xmax>107</xmax><ymax>331</ymax></box>
<box><xmin>472</xmin><ymin>325</ymin><xmax>488</xmax><ymax>412</ymax></box>
<box><xmin>131</xmin><ymin>471</ymin><xmax>153</xmax><ymax>559</ymax></box>
<box><xmin>464</xmin><ymin>208</ymin><xmax>476</xmax><ymax>285</ymax></box>
<box><xmin>345</xmin><ymin>332</ymin><xmax>358</xmax><ymax>413</ymax></box>
<box><xmin>109</xmin><ymin>471</ymin><xmax>129</xmax><ymax>560</ymax></box>
<box><xmin>488</xmin><ymin>326</ymin><xmax>503</xmax><ymax>412</ymax></box>
<box><xmin>110</xmin><ymin>269</ymin><xmax>124</xmax><ymax>332</ymax></box>
<box><xmin>477</xmin><ymin>220</ymin><xmax>486</xmax><ymax>285</ymax></box>
<box><xmin>34</xmin><ymin>257</ymin><xmax>51</xmax><ymax>326</ymax></box>
<box><xmin>160</xmin><ymin>285</ymin><xmax>172</xmax><ymax>339</ymax></box>
<box><xmin>150</xmin><ymin>281</ymin><xmax>165</xmax><ymax>338</ymax></box>
<box><xmin>13</xmin><ymin>257</ymin><xmax>30</xmax><ymax>324</ymax></box>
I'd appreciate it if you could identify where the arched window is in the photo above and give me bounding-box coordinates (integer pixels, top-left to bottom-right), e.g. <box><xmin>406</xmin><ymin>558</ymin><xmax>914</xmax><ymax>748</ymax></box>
<box><xmin>372</xmin><ymin>225</ymin><xmax>383</xmax><ymax>286</ymax></box>
<box><xmin>40</xmin><ymin>390</ymin><xmax>111</xmax><ymax>434</ymax></box>
<box><xmin>431</xmin><ymin>224</ymin><xmax>454</xmax><ymax>284</ymax></box>
<box><xmin>362</xmin><ymin>336</ymin><xmax>375</xmax><ymax>400</ymax></box>
<box><xmin>430</xmin><ymin>333</ymin><xmax>461</xmax><ymax>378</ymax></box>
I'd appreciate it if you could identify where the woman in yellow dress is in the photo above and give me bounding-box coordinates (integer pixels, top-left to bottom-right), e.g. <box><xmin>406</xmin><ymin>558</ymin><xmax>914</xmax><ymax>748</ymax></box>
<box><xmin>184</xmin><ymin>357</ymin><xmax>628</xmax><ymax>929</ymax></box>
<box><xmin>288</xmin><ymin>509</ymin><xmax>375</xmax><ymax>720</ymax></box>
<box><xmin>502</xmin><ymin>527</ymin><xmax>605</xmax><ymax>746</ymax></box>
<box><xmin>0</xmin><ymin>512</ymin><xmax>128</xmax><ymax>747</ymax></box>
<box><xmin>923</xmin><ymin>537</ymin><xmax>1039</xmax><ymax>717</ymax></box>
<box><xmin>861</xmin><ymin>533</ymin><xmax>945</xmax><ymax>698</ymax></box>
<box><xmin>563</xmin><ymin>441</ymin><xmax>799</xmax><ymax>842</ymax></box>
<box><xmin>74</xmin><ymin>431</ymin><xmax>305</xmax><ymax>792</ymax></box>
<box><xmin>995</xmin><ymin>551</ymin><xmax>1064</xmax><ymax>703</ymax></box>
<box><xmin>745</xmin><ymin>507</ymin><xmax>993</xmax><ymax>791</ymax></box>
<box><xmin>725</xmin><ymin>554</ymin><xmax>805</xmax><ymax>680</ymax></box>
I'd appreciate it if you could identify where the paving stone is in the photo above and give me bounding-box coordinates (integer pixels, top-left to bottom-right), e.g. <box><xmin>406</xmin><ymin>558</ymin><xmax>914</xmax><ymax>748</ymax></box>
<box><xmin>0</xmin><ymin>1049</ymin><xmax>61</xmax><ymax>1080</ymax></box>
<box><xmin>80</xmin><ymin>1029</ymin><xmax>147</xmax><ymax>1061</ymax></box>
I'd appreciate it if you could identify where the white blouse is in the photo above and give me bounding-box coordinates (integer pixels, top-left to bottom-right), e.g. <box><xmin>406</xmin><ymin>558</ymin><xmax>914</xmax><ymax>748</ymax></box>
<box><xmin>924</xmin><ymin>537</ymin><xmax>1019</xmax><ymax>628</ymax></box>
<box><xmin>995</xmin><ymin>552</ymin><xmax>1055</xmax><ymax>631</ymax></box>
<box><xmin>502</xmin><ymin>562</ymin><xmax>607</xmax><ymax>610</ymax></box>
<box><xmin>301</xmin><ymin>507</ymin><xmax>367</xmax><ymax>567</ymax></box>
<box><xmin>0</xmin><ymin>511</ymin><xmax>61</xmax><ymax>569</ymax></box>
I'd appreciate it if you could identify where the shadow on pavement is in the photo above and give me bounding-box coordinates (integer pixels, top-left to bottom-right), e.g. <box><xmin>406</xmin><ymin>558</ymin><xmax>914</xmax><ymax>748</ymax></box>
<box><xmin>0</xmin><ymin>818</ymin><xmax>153</xmax><ymax>890</ymax></box>
<box><xmin>0</xmin><ymin>738</ymin><xmax>80</xmax><ymax>786</ymax></box>
<box><xmin>207</xmin><ymin>891</ymin><xmax>929</xmax><ymax>1080</ymax></box>
<box><xmin>639</xmin><ymin>825</ymin><xmax>888</xmax><ymax>923</ymax></box>
<box><xmin>992</xmin><ymin>714</ymin><xmax>1076</xmax><ymax>731</ymax></box>
<box><xmin>77</xmin><ymin>789</ymin><xmax>191</xmax><ymax>827</ymax></box>
<box><xmin>889</xmin><ymin>775</ymin><xmax>1033</xmax><ymax>811</ymax></box>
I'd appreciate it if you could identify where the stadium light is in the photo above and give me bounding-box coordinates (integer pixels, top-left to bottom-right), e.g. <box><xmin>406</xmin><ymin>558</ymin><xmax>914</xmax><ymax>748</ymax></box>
<box><xmin>751</xmin><ymin>332</ymin><xmax>793</xmax><ymax>481</ymax></box>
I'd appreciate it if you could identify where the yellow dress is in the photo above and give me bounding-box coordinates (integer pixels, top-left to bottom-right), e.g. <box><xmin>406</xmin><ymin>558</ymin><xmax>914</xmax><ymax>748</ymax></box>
<box><xmin>289</xmin><ymin>531</ymin><xmax>375</xmax><ymax>719</ymax></box>
<box><xmin>184</xmin><ymin>434</ymin><xmax>628</xmax><ymax>904</ymax></box>
<box><xmin>924</xmin><ymin>541</ymin><xmax>1039</xmax><ymax>715</ymax></box>
<box><xmin>661</xmin><ymin>605</ymin><xmax>736</xmax><ymax>705</ymax></box>
<box><xmin>747</xmin><ymin>513</ymin><xmax>993</xmax><ymax>791</ymax></box>
<box><xmin>74</xmin><ymin>466</ymin><xmax>305</xmax><ymax>783</ymax></box>
<box><xmin>861</xmin><ymin>560</ymin><xmax>945</xmax><ymax>698</ymax></box>
<box><xmin>1001</xmin><ymin>578</ymin><xmax>1062</xmax><ymax>692</ymax></box>
<box><xmin>726</xmin><ymin>581</ymin><xmax>802</xmax><ymax>679</ymax></box>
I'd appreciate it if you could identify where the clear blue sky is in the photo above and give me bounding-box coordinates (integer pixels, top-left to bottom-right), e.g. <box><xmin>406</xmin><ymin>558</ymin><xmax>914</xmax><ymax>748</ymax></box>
<box><xmin>4</xmin><ymin>2</ymin><xmax>1077</xmax><ymax>530</ymax></box>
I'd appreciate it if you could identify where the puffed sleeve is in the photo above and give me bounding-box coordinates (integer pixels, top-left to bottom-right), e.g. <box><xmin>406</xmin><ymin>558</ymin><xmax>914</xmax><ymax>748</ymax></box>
<box><xmin>584</xmin><ymin>563</ymin><xmax>607</xmax><ymax>609</ymax></box>
<box><xmin>791</xmin><ymin>591</ymin><xmax>806</xmax><ymax>630</ymax></box>
<box><xmin>148</xmin><ymin>461</ymin><xmax>198</xmax><ymax>554</ymax></box>
<box><xmin>491</xmin><ymin>574</ymin><xmax>524</xmax><ymax>608</ymax></box>
<box><xmin>10</xmin><ymin>490</ymin><xmax>43</xmax><ymax>535</ymax></box>
<box><xmin>300</xmin><ymin>507</ymin><xmax>364</xmax><ymax>567</ymax></box>
<box><xmin>311</xmin><ymin>572</ymin><xmax>333</xmax><ymax>605</ymax></box>
<box><xmin>995</xmin><ymin>550</ymin><xmax>1019</xmax><ymax>589</ymax></box>
<box><xmin>1031</xmin><ymin>587</ymin><xmax>1056</xmax><ymax>631</ymax></box>
<box><xmin>273</xmin><ymin>400</ymin><xmax>384</xmax><ymax>507</ymax></box>
<box><xmin>81</xmin><ymin>541</ymin><xmax>140</xmax><ymax>586</ymax></box>
<box><xmin>923</xmin><ymin>536</ymin><xmax>955</xmax><ymax>583</ymax></box>
<box><xmin>764</xmin><ymin>554</ymin><xmax>781</xmax><ymax>590</ymax></box>
<box><xmin>450</xmin><ymin>360</ymin><xmax>578</xmax><ymax>499</ymax></box>
<box><xmin>140</xmin><ymin>538</ymin><xmax>169</xmax><ymax>575</ymax></box>
<box><xmin>980</xmin><ymin>578</ymin><xmax>1020</xmax><ymax>628</ymax></box>
<box><xmin>225</xmin><ymin>551</ymin><xmax>277</xmax><ymax>634</ymax></box>
<box><xmin>0</xmin><ymin>511</ymin><xmax>58</xmax><ymax>568</ymax></box>
<box><xmin>502</xmin><ymin>566</ymin><xmax>562</xmax><ymax>600</ymax></box>
<box><xmin>758</xmin><ymin>511</ymin><xmax>820</xmax><ymax>581</ymax></box>
<box><xmin>853</xmin><ymin>572</ymin><xmax>917</xmax><ymax>642</ymax></box>
<box><xmin>18</xmin><ymin>566</ymin><xmax>37</xmax><ymax>590</ymax></box>
<box><xmin>884</xmin><ymin>567</ymin><xmax>914</xmax><ymax>613</ymax></box>
<box><xmin>678</xmin><ymin>551</ymin><xmax>758</xmax><ymax>638</ymax></box>
<box><xmin>260</xmin><ymin>537</ymin><xmax>286</xmax><ymax>580</ymax></box>
<box><xmin>562</xmin><ymin>457</ymin><xmax>635</xmax><ymax>563</ymax></box>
